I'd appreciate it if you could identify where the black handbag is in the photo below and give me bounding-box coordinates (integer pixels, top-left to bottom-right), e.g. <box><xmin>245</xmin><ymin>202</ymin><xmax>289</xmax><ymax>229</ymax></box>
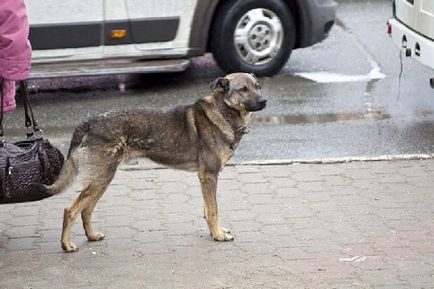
<box><xmin>0</xmin><ymin>80</ymin><xmax>64</xmax><ymax>204</ymax></box>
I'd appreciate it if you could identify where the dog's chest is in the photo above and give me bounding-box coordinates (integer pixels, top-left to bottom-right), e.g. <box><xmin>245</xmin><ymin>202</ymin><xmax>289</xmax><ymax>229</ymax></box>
<box><xmin>220</xmin><ymin>148</ymin><xmax>234</xmax><ymax>167</ymax></box>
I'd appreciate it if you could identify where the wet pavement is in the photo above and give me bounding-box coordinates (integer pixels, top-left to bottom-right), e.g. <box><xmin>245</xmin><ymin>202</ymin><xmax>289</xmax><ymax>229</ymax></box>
<box><xmin>3</xmin><ymin>0</ymin><xmax>432</xmax><ymax>162</ymax></box>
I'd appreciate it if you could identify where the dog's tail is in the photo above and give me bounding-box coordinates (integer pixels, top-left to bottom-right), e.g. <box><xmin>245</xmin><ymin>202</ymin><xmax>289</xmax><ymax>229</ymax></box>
<box><xmin>67</xmin><ymin>121</ymin><xmax>90</xmax><ymax>159</ymax></box>
<box><xmin>34</xmin><ymin>121</ymin><xmax>90</xmax><ymax>196</ymax></box>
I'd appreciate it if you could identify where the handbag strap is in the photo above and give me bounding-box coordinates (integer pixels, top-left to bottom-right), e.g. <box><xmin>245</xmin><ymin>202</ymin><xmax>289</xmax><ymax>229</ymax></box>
<box><xmin>19</xmin><ymin>80</ymin><xmax>40</xmax><ymax>132</ymax></box>
<box><xmin>0</xmin><ymin>80</ymin><xmax>42</xmax><ymax>140</ymax></box>
<box><xmin>0</xmin><ymin>78</ymin><xmax>4</xmax><ymax>139</ymax></box>
<box><xmin>19</xmin><ymin>81</ymin><xmax>41</xmax><ymax>137</ymax></box>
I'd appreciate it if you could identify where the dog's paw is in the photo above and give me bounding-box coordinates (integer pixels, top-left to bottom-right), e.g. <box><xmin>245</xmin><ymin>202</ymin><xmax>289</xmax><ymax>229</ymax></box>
<box><xmin>62</xmin><ymin>241</ymin><xmax>79</xmax><ymax>253</ymax></box>
<box><xmin>221</xmin><ymin>227</ymin><xmax>231</xmax><ymax>234</ymax></box>
<box><xmin>213</xmin><ymin>229</ymin><xmax>234</xmax><ymax>242</ymax></box>
<box><xmin>87</xmin><ymin>232</ymin><xmax>105</xmax><ymax>242</ymax></box>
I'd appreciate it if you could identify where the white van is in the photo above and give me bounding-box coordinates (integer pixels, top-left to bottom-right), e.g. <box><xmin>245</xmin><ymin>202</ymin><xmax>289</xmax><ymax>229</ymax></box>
<box><xmin>26</xmin><ymin>0</ymin><xmax>336</xmax><ymax>79</ymax></box>
<box><xmin>388</xmin><ymin>0</ymin><xmax>434</xmax><ymax>73</ymax></box>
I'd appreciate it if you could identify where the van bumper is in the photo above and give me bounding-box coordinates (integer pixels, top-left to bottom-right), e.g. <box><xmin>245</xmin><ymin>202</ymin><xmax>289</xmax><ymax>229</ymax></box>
<box><xmin>388</xmin><ymin>18</ymin><xmax>434</xmax><ymax>70</ymax></box>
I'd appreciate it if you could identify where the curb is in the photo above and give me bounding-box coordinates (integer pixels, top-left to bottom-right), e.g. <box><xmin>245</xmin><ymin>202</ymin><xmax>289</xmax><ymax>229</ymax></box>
<box><xmin>231</xmin><ymin>154</ymin><xmax>434</xmax><ymax>166</ymax></box>
<box><xmin>119</xmin><ymin>154</ymin><xmax>434</xmax><ymax>171</ymax></box>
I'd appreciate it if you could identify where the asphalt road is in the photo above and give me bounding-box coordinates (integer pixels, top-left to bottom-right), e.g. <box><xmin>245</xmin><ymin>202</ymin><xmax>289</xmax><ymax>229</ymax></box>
<box><xmin>4</xmin><ymin>0</ymin><xmax>434</xmax><ymax>162</ymax></box>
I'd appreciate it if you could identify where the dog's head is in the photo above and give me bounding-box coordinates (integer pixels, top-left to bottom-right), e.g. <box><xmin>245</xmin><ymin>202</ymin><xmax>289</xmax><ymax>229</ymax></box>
<box><xmin>209</xmin><ymin>73</ymin><xmax>267</xmax><ymax>112</ymax></box>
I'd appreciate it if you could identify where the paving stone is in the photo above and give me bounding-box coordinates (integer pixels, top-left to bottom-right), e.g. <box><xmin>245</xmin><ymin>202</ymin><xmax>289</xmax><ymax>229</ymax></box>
<box><xmin>268</xmin><ymin>176</ymin><xmax>298</xmax><ymax>189</ymax></box>
<box><xmin>358</xmin><ymin>269</ymin><xmax>407</xmax><ymax>287</ymax></box>
<box><xmin>0</xmin><ymin>159</ymin><xmax>433</xmax><ymax>288</ymax></box>
<box><xmin>4</xmin><ymin>237</ymin><xmax>38</xmax><ymax>251</ymax></box>
<box><xmin>296</xmin><ymin>181</ymin><xmax>327</xmax><ymax>192</ymax></box>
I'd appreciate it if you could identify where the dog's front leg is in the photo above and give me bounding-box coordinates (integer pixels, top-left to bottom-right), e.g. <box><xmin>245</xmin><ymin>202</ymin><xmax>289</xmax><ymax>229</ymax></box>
<box><xmin>198</xmin><ymin>171</ymin><xmax>234</xmax><ymax>241</ymax></box>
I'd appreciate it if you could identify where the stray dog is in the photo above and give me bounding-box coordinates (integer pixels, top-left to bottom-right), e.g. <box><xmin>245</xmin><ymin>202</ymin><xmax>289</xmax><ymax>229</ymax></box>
<box><xmin>36</xmin><ymin>72</ymin><xmax>267</xmax><ymax>252</ymax></box>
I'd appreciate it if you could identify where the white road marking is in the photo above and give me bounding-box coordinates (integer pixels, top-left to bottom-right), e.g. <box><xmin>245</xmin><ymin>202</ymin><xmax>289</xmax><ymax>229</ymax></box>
<box><xmin>294</xmin><ymin>65</ymin><xmax>385</xmax><ymax>84</ymax></box>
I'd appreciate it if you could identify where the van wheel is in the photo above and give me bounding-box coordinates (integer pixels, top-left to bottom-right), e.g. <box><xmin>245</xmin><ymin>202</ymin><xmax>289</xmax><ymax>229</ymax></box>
<box><xmin>210</xmin><ymin>0</ymin><xmax>296</xmax><ymax>76</ymax></box>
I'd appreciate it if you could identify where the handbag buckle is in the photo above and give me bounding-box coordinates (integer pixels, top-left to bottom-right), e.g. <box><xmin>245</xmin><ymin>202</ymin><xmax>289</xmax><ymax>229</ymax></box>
<box><xmin>26</xmin><ymin>127</ymin><xmax>44</xmax><ymax>139</ymax></box>
<box><xmin>34</xmin><ymin>129</ymin><xmax>44</xmax><ymax>139</ymax></box>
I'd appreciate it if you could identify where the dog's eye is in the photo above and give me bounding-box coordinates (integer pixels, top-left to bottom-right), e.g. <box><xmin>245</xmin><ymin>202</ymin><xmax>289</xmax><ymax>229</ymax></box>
<box><xmin>241</xmin><ymin>86</ymin><xmax>248</xmax><ymax>92</ymax></box>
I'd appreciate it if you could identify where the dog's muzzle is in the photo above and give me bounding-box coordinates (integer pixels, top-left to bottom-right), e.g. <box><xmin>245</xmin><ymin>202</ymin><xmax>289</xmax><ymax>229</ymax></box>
<box><xmin>245</xmin><ymin>96</ymin><xmax>267</xmax><ymax>112</ymax></box>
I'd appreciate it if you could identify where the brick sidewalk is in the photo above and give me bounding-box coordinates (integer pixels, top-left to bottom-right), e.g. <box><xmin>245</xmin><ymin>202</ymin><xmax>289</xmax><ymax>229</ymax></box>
<box><xmin>0</xmin><ymin>159</ymin><xmax>433</xmax><ymax>288</ymax></box>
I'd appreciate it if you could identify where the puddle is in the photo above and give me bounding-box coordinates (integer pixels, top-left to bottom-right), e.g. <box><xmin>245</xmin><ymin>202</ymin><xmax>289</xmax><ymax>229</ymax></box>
<box><xmin>251</xmin><ymin>111</ymin><xmax>391</xmax><ymax>126</ymax></box>
<box><xmin>3</xmin><ymin>112</ymin><xmax>395</xmax><ymax>135</ymax></box>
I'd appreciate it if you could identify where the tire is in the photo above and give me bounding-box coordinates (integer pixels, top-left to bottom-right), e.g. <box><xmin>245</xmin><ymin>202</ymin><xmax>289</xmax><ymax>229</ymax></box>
<box><xmin>210</xmin><ymin>0</ymin><xmax>296</xmax><ymax>76</ymax></box>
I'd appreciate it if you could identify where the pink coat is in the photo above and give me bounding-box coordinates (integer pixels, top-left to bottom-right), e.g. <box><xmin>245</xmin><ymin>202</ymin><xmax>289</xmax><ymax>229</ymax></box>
<box><xmin>0</xmin><ymin>0</ymin><xmax>32</xmax><ymax>112</ymax></box>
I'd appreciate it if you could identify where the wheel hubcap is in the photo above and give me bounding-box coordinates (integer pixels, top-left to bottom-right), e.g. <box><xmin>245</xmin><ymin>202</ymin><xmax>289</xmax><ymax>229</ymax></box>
<box><xmin>234</xmin><ymin>8</ymin><xmax>283</xmax><ymax>66</ymax></box>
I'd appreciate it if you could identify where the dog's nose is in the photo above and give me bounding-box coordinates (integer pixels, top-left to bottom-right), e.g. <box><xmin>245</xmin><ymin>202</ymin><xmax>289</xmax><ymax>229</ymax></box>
<box><xmin>258</xmin><ymin>98</ymin><xmax>267</xmax><ymax>107</ymax></box>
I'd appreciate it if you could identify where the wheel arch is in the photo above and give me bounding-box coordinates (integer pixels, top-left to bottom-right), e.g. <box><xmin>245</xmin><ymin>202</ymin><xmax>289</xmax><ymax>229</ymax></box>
<box><xmin>187</xmin><ymin>0</ymin><xmax>220</xmax><ymax>56</ymax></box>
<box><xmin>282</xmin><ymin>0</ymin><xmax>308</xmax><ymax>49</ymax></box>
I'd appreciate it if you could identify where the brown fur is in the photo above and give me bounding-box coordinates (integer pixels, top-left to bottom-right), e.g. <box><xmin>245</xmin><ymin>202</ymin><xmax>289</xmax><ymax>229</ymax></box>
<box><xmin>37</xmin><ymin>73</ymin><xmax>267</xmax><ymax>252</ymax></box>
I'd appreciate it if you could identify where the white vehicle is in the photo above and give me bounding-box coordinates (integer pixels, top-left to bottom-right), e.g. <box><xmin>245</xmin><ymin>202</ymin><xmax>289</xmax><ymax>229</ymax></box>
<box><xmin>26</xmin><ymin>0</ymin><xmax>336</xmax><ymax>79</ymax></box>
<box><xmin>387</xmin><ymin>0</ymin><xmax>434</xmax><ymax>87</ymax></box>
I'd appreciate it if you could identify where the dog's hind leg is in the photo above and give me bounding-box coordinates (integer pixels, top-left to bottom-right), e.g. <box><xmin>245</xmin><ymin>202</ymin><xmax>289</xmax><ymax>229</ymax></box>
<box><xmin>81</xmin><ymin>192</ymin><xmax>106</xmax><ymax>242</ymax></box>
<box><xmin>61</xmin><ymin>185</ymin><xmax>94</xmax><ymax>252</ymax></box>
<box><xmin>61</xmin><ymin>159</ymin><xmax>120</xmax><ymax>252</ymax></box>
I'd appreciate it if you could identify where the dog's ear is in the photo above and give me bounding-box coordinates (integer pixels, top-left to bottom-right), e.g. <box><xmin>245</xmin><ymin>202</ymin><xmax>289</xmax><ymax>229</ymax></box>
<box><xmin>209</xmin><ymin>77</ymin><xmax>230</xmax><ymax>93</ymax></box>
<box><xmin>250</xmin><ymin>73</ymin><xmax>261</xmax><ymax>89</ymax></box>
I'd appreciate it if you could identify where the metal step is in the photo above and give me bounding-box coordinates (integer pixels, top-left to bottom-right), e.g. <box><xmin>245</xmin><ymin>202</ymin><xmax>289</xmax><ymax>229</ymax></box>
<box><xmin>29</xmin><ymin>58</ymin><xmax>190</xmax><ymax>79</ymax></box>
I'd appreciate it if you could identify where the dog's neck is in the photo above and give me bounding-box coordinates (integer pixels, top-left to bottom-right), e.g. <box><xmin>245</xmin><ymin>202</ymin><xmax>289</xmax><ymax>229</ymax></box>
<box><xmin>199</xmin><ymin>94</ymin><xmax>250</xmax><ymax>148</ymax></box>
<box><xmin>215</xmin><ymin>94</ymin><xmax>249</xmax><ymax>132</ymax></box>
